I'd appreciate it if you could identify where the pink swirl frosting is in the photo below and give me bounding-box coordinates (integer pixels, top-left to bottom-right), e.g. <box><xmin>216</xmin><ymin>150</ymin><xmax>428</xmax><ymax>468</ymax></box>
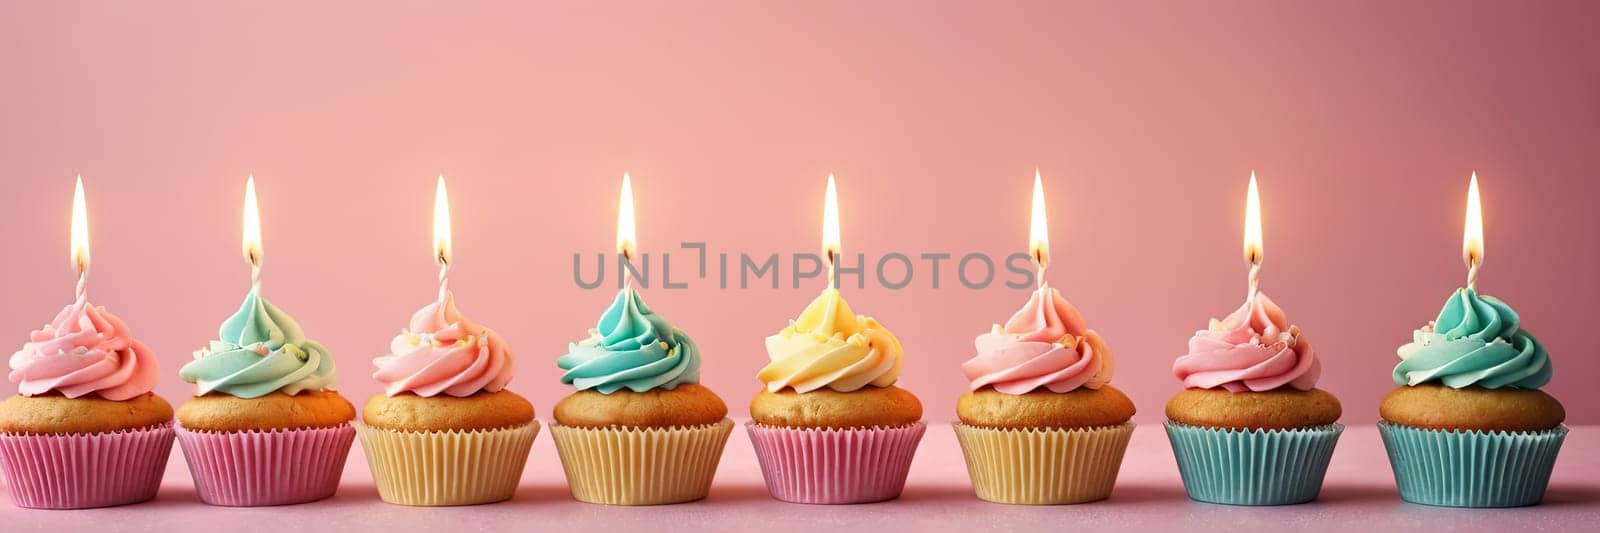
<box><xmin>961</xmin><ymin>284</ymin><xmax>1113</xmax><ymax>394</ymax></box>
<box><xmin>8</xmin><ymin>297</ymin><xmax>160</xmax><ymax>401</ymax></box>
<box><xmin>1173</xmin><ymin>292</ymin><xmax>1320</xmax><ymax>392</ymax></box>
<box><xmin>372</xmin><ymin>292</ymin><xmax>513</xmax><ymax>397</ymax></box>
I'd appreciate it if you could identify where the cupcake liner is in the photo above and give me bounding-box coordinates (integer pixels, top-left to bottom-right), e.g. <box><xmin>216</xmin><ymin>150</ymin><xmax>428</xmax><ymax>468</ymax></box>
<box><xmin>550</xmin><ymin>418</ymin><xmax>734</xmax><ymax>505</ymax></box>
<box><xmin>1164</xmin><ymin>421</ymin><xmax>1342</xmax><ymax>506</ymax></box>
<box><xmin>174</xmin><ymin>423</ymin><xmax>355</xmax><ymax>507</ymax></box>
<box><xmin>0</xmin><ymin>423</ymin><xmax>175</xmax><ymax>509</ymax></box>
<box><xmin>953</xmin><ymin>423</ymin><xmax>1135</xmax><ymax>504</ymax></box>
<box><xmin>746</xmin><ymin>422</ymin><xmax>926</xmax><ymax>504</ymax></box>
<box><xmin>1378</xmin><ymin>421</ymin><xmax>1567</xmax><ymax>508</ymax></box>
<box><xmin>356</xmin><ymin>421</ymin><xmax>539</xmax><ymax>506</ymax></box>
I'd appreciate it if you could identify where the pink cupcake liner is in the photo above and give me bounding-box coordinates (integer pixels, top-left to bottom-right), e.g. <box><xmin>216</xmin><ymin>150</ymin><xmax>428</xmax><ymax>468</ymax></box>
<box><xmin>174</xmin><ymin>423</ymin><xmax>355</xmax><ymax>507</ymax></box>
<box><xmin>0</xmin><ymin>424</ymin><xmax>175</xmax><ymax>509</ymax></box>
<box><xmin>746</xmin><ymin>422</ymin><xmax>926</xmax><ymax>504</ymax></box>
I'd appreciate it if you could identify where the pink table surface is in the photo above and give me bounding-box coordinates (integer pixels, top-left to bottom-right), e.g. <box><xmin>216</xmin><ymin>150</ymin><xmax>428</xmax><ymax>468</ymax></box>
<box><xmin>3</xmin><ymin>423</ymin><xmax>1596</xmax><ymax>532</ymax></box>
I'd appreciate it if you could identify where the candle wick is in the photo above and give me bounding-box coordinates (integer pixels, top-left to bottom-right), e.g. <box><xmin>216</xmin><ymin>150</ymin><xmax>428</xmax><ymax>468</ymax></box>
<box><xmin>1036</xmin><ymin>264</ymin><xmax>1046</xmax><ymax>289</ymax></box>
<box><xmin>250</xmin><ymin>262</ymin><xmax>262</xmax><ymax>294</ymax></box>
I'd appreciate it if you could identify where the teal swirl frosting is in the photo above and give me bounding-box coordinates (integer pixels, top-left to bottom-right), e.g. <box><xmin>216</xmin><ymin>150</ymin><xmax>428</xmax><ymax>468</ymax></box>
<box><xmin>557</xmin><ymin>288</ymin><xmax>700</xmax><ymax>393</ymax></box>
<box><xmin>179</xmin><ymin>289</ymin><xmax>337</xmax><ymax>398</ymax></box>
<box><xmin>1393</xmin><ymin>288</ymin><xmax>1551</xmax><ymax>389</ymax></box>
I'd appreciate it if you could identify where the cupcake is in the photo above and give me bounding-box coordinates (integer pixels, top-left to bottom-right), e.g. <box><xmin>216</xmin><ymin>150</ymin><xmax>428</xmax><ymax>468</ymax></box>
<box><xmin>357</xmin><ymin>291</ymin><xmax>537</xmax><ymax>506</ymax></box>
<box><xmin>0</xmin><ymin>295</ymin><xmax>173</xmax><ymax>509</ymax></box>
<box><xmin>749</xmin><ymin>287</ymin><xmax>925</xmax><ymax>504</ymax></box>
<box><xmin>955</xmin><ymin>283</ymin><xmax>1135</xmax><ymax>504</ymax></box>
<box><xmin>551</xmin><ymin>287</ymin><xmax>732</xmax><ymax>506</ymax></box>
<box><xmin>1379</xmin><ymin>288</ymin><xmax>1565</xmax><ymax>507</ymax></box>
<box><xmin>1166</xmin><ymin>292</ymin><xmax>1342</xmax><ymax>505</ymax></box>
<box><xmin>175</xmin><ymin>288</ymin><xmax>356</xmax><ymax>507</ymax></box>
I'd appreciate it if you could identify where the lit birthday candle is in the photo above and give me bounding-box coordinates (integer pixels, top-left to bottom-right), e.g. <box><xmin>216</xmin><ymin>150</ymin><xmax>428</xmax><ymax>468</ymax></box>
<box><xmin>1244</xmin><ymin>171</ymin><xmax>1263</xmax><ymax>297</ymax></box>
<box><xmin>71</xmin><ymin>176</ymin><xmax>90</xmax><ymax>297</ymax></box>
<box><xmin>823</xmin><ymin>174</ymin><xmax>841</xmax><ymax>287</ymax></box>
<box><xmin>1462</xmin><ymin>173</ymin><xmax>1484</xmax><ymax>291</ymax></box>
<box><xmin>433</xmin><ymin>174</ymin><xmax>454</xmax><ymax>299</ymax></box>
<box><xmin>242</xmin><ymin>175</ymin><xmax>263</xmax><ymax>290</ymax></box>
<box><xmin>617</xmin><ymin>172</ymin><xmax>637</xmax><ymax>286</ymax></box>
<box><xmin>1028</xmin><ymin>170</ymin><xmax>1050</xmax><ymax>285</ymax></box>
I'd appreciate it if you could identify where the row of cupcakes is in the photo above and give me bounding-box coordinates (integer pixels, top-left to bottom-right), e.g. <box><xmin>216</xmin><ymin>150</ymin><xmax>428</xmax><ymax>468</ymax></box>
<box><xmin>0</xmin><ymin>173</ymin><xmax>1566</xmax><ymax>510</ymax></box>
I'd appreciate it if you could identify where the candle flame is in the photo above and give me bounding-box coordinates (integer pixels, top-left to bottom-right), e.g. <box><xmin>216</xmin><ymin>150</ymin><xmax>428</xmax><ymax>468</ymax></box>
<box><xmin>70</xmin><ymin>175</ymin><xmax>89</xmax><ymax>276</ymax></box>
<box><xmin>242</xmin><ymin>175</ymin><xmax>262</xmax><ymax>267</ymax></box>
<box><xmin>1464</xmin><ymin>172</ymin><xmax>1483</xmax><ymax>270</ymax></box>
<box><xmin>1244</xmin><ymin>172</ymin><xmax>1263</xmax><ymax>265</ymax></box>
<box><xmin>1028</xmin><ymin>169</ymin><xmax>1049</xmax><ymax>270</ymax></box>
<box><xmin>617</xmin><ymin>172</ymin><xmax>637</xmax><ymax>261</ymax></box>
<box><xmin>823</xmin><ymin>173</ymin><xmax>841</xmax><ymax>263</ymax></box>
<box><xmin>433</xmin><ymin>174</ymin><xmax>452</xmax><ymax>266</ymax></box>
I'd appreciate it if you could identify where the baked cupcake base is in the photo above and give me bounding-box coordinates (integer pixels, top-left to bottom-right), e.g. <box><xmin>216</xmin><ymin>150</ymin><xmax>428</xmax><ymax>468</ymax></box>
<box><xmin>0</xmin><ymin>423</ymin><xmax>175</xmax><ymax>509</ymax></box>
<box><xmin>953</xmin><ymin>423</ymin><xmax>1134</xmax><ymax>505</ymax></box>
<box><xmin>357</xmin><ymin>421</ymin><xmax>539</xmax><ymax>506</ymax></box>
<box><xmin>1164</xmin><ymin>421</ymin><xmax>1342</xmax><ymax>506</ymax></box>
<box><xmin>746</xmin><ymin>422</ymin><xmax>926</xmax><ymax>504</ymax></box>
<box><xmin>175</xmin><ymin>423</ymin><xmax>356</xmax><ymax>507</ymax></box>
<box><xmin>1379</xmin><ymin>421</ymin><xmax>1567</xmax><ymax>507</ymax></box>
<box><xmin>550</xmin><ymin>418</ymin><xmax>734</xmax><ymax>506</ymax></box>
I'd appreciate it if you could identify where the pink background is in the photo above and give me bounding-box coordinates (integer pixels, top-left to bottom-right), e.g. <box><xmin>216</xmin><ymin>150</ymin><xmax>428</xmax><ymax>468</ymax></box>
<box><xmin>1</xmin><ymin>1</ymin><xmax>1596</xmax><ymax>424</ymax></box>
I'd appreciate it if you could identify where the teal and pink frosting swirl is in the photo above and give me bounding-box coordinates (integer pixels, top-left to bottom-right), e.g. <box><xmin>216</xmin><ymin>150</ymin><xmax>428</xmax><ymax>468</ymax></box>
<box><xmin>180</xmin><ymin>289</ymin><xmax>336</xmax><ymax>398</ymax></box>
<box><xmin>1173</xmin><ymin>292</ymin><xmax>1320</xmax><ymax>392</ymax></box>
<box><xmin>373</xmin><ymin>291</ymin><xmax>513</xmax><ymax>397</ymax></box>
<box><xmin>1392</xmin><ymin>288</ymin><xmax>1550</xmax><ymax>389</ymax></box>
<box><xmin>558</xmin><ymin>288</ymin><xmax>700</xmax><ymax>394</ymax></box>
<box><xmin>961</xmin><ymin>284</ymin><xmax>1113</xmax><ymax>394</ymax></box>
<box><xmin>9</xmin><ymin>296</ymin><xmax>160</xmax><ymax>401</ymax></box>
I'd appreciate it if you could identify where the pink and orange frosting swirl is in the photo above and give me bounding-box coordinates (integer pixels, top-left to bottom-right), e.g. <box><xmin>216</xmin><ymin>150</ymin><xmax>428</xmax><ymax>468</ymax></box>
<box><xmin>8</xmin><ymin>297</ymin><xmax>159</xmax><ymax>401</ymax></box>
<box><xmin>373</xmin><ymin>292</ymin><xmax>513</xmax><ymax>397</ymax></box>
<box><xmin>1173</xmin><ymin>292</ymin><xmax>1320</xmax><ymax>392</ymax></box>
<box><xmin>961</xmin><ymin>284</ymin><xmax>1113</xmax><ymax>394</ymax></box>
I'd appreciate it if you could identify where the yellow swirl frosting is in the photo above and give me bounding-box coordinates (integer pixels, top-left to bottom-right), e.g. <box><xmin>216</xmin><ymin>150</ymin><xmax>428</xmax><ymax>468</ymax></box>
<box><xmin>759</xmin><ymin>288</ymin><xmax>903</xmax><ymax>393</ymax></box>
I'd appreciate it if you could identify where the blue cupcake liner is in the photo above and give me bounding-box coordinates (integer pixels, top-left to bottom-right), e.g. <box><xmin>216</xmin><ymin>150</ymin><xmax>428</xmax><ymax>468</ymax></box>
<box><xmin>1164</xmin><ymin>421</ymin><xmax>1343</xmax><ymax>506</ymax></box>
<box><xmin>1378</xmin><ymin>421</ymin><xmax>1567</xmax><ymax>508</ymax></box>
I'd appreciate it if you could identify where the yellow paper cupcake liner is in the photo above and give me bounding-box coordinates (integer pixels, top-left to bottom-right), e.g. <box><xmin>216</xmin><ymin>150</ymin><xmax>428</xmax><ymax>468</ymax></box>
<box><xmin>355</xmin><ymin>421</ymin><xmax>539</xmax><ymax>506</ymax></box>
<box><xmin>550</xmin><ymin>418</ymin><xmax>735</xmax><ymax>506</ymax></box>
<box><xmin>953</xmin><ymin>422</ymin><xmax>1135</xmax><ymax>504</ymax></box>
